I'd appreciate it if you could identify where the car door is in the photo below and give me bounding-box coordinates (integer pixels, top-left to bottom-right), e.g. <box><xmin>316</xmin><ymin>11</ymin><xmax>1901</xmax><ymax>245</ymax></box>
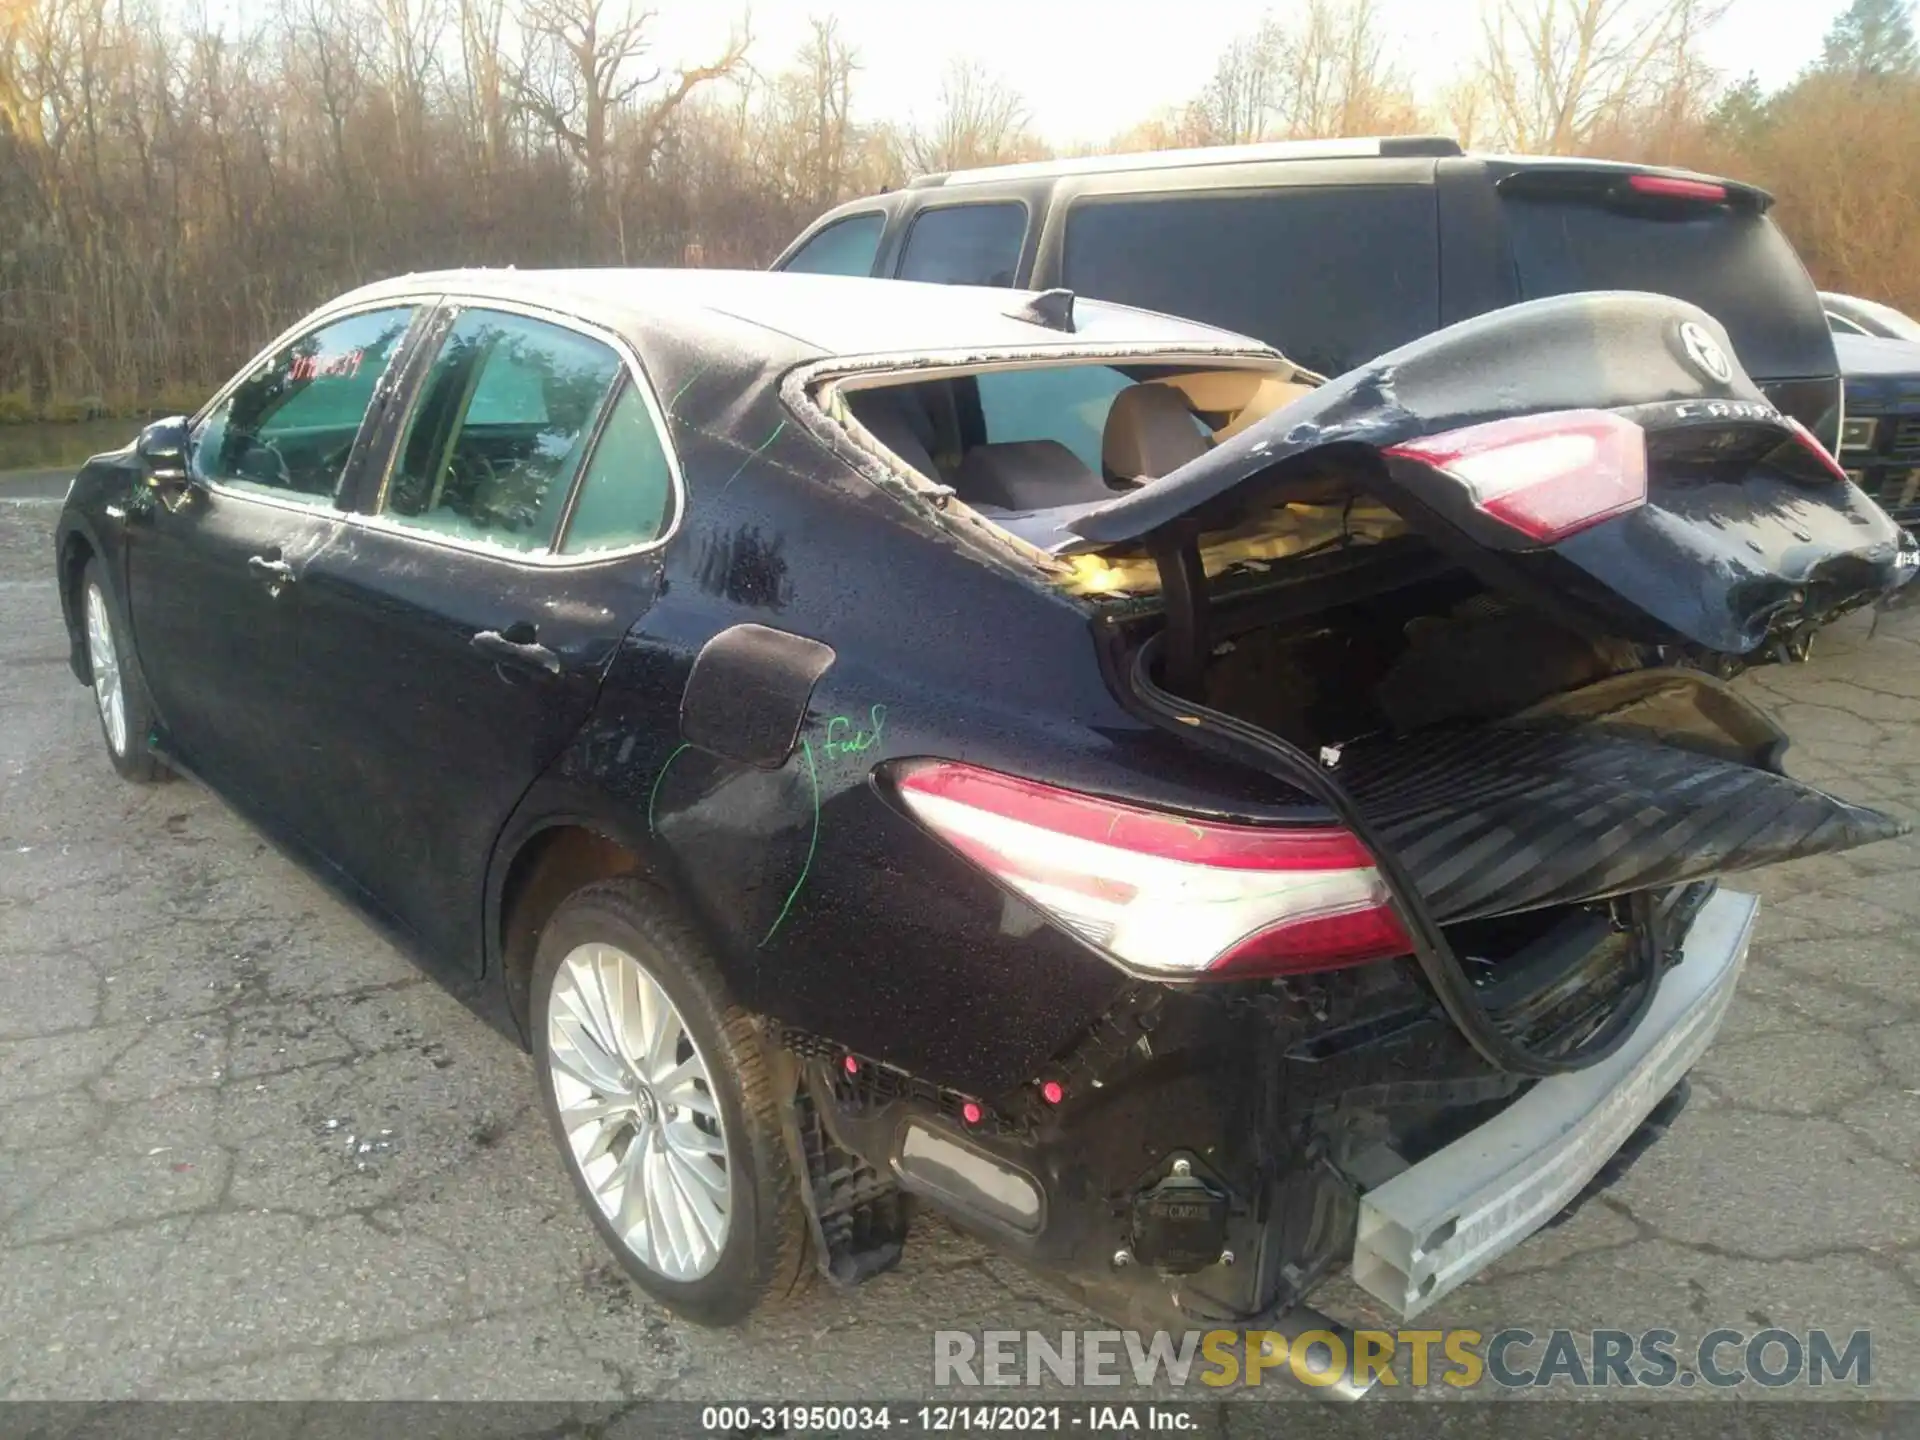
<box><xmin>124</xmin><ymin>303</ymin><xmax>424</xmax><ymax>831</ymax></box>
<box><xmin>290</xmin><ymin>302</ymin><xmax>680</xmax><ymax>965</ymax></box>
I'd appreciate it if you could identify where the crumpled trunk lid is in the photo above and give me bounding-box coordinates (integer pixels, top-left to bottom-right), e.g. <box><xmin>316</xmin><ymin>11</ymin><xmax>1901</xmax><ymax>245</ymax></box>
<box><xmin>1065</xmin><ymin>291</ymin><xmax>1917</xmax><ymax>656</ymax></box>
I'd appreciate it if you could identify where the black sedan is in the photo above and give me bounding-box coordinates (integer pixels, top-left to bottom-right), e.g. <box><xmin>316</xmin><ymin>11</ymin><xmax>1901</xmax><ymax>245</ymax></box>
<box><xmin>54</xmin><ymin>271</ymin><xmax>1914</xmax><ymax>1384</ymax></box>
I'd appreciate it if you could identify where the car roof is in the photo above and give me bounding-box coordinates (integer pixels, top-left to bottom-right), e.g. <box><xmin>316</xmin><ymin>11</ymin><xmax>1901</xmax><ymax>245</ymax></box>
<box><xmin>906</xmin><ymin>137</ymin><xmax>1750</xmax><ymax>195</ymax></box>
<box><xmin>909</xmin><ymin>135</ymin><xmax>1463</xmax><ymax>188</ymax></box>
<box><xmin>328</xmin><ymin>267</ymin><xmax>1275</xmax><ymax>362</ymax></box>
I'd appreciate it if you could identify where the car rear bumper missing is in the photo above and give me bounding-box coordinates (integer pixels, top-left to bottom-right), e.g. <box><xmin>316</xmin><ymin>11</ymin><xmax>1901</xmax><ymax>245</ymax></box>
<box><xmin>1352</xmin><ymin>887</ymin><xmax>1758</xmax><ymax>1319</ymax></box>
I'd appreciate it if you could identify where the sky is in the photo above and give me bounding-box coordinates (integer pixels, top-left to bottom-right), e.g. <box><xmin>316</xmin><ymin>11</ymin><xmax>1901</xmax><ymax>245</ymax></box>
<box><xmin>641</xmin><ymin>0</ymin><xmax>1854</xmax><ymax>146</ymax></box>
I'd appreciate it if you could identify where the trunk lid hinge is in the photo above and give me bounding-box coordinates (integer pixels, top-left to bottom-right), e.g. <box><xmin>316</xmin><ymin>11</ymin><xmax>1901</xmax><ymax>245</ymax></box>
<box><xmin>1151</xmin><ymin>528</ymin><xmax>1210</xmax><ymax>698</ymax></box>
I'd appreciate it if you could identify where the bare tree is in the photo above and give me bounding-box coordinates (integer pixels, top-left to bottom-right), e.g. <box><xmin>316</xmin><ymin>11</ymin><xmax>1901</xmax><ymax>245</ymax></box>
<box><xmin>795</xmin><ymin>16</ymin><xmax>857</xmax><ymax>208</ymax></box>
<box><xmin>282</xmin><ymin>0</ymin><xmax>374</xmax><ymax>271</ymax></box>
<box><xmin>1440</xmin><ymin>74</ymin><xmax>1495</xmax><ymax>149</ymax></box>
<box><xmin>373</xmin><ymin>0</ymin><xmax>445</xmax><ymax>181</ymax></box>
<box><xmin>1279</xmin><ymin>0</ymin><xmax>1421</xmax><ymax>136</ymax></box>
<box><xmin>733</xmin><ymin>15</ymin><xmax>862</xmax><ymax>212</ymax></box>
<box><xmin>1189</xmin><ymin>16</ymin><xmax>1288</xmax><ymax>143</ymax></box>
<box><xmin>1184</xmin><ymin>2</ymin><xmax>1420</xmax><ymax>145</ymax></box>
<box><xmin>512</xmin><ymin>0</ymin><xmax>749</xmax><ymax>257</ymax></box>
<box><xmin>457</xmin><ymin>0</ymin><xmax>514</xmax><ymax>187</ymax></box>
<box><xmin>14</xmin><ymin>0</ymin><xmax>1920</xmax><ymax>420</ymax></box>
<box><xmin>1478</xmin><ymin>0</ymin><xmax>1729</xmax><ymax>153</ymax></box>
<box><xmin>906</xmin><ymin>58</ymin><xmax>1041</xmax><ymax>174</ymax></box>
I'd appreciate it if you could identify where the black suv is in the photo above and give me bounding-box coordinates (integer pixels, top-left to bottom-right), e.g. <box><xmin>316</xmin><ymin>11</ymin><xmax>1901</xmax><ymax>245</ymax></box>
<box><xmin>1822</xmin><ymin>292</ymin><xmax>1920</xmax><ymax>521</ymax></box>
<box><xmin>776</xmin><ymin>136</ymin><xmax>1845</xmax><ymax>453</ymax></box>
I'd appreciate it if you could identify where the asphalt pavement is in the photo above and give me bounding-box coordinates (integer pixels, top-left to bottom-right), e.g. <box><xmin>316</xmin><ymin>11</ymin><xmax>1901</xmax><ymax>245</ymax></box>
<box><xmin>2</xmin><ymin>494</ymin><xmax>1918</xmax><ymax>1403</ymax></box>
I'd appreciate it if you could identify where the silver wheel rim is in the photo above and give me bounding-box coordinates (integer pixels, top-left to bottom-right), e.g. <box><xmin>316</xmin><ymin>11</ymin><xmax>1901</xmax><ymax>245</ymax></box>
<box><xmin>546</xmin><ymin>942</ymin><xmax>732</xmax><ymax>1281</ymax></box>
<box><xmin>84</xmin><ymin>582</ymin><xmax>128</xmax><ymax>757</ymax></box>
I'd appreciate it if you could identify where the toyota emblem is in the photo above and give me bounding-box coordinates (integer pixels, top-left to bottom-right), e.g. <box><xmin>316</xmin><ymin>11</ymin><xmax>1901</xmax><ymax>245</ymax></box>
<box><xmin>1680</xmin><ymin>322</ymin><xmax>1734</xmax><ymax>384</ymax></box>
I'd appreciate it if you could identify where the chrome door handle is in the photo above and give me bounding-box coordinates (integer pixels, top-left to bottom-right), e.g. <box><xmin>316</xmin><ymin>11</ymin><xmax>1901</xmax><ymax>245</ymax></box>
<box><xmin>472</xmin><ymin>628</ymin><xmax>562</xmax><ymax>676</ymax></box>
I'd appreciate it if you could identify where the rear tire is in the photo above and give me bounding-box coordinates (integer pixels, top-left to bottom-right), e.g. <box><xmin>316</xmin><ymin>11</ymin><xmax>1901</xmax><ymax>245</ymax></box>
<box><xmin>80</xmin><ymin>558</ymin><xmax>167</xmax><ymax>784</ymax></box>
<box><xmin>531</xmin><ymin>877</ymin><xmax>812</xmax><ymax>1325</ymax></box>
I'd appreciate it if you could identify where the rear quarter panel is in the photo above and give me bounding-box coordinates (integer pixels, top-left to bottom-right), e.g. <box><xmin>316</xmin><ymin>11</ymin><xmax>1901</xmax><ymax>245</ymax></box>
<box><xmin>511</xmin><ymin>365</ymin><xmax>1314</xmax><ymax>1095</ymax></box>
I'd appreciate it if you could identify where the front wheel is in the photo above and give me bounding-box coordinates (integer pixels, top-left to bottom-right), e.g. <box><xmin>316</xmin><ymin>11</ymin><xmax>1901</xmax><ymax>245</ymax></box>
<box><xmin>80</xmin><ymin>558</ymin><xmax>167</xmax><ymax>783</ymax></box>
<box><xmin>530</xmin><ymin>878</ymin><xmax>812</xmax><ymax>1325</ymax></box>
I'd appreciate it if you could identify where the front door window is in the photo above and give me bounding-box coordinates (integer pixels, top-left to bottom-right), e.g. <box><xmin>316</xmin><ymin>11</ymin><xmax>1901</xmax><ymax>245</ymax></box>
<box><xmin>191</xmin><ymin>306</ymin><xmax>417</xmax><ymax>503</ymax></box>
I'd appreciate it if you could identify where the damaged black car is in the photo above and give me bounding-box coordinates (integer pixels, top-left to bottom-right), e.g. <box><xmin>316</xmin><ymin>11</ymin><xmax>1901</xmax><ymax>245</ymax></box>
<box><xmin>53</xmin><ymin>271</ymin><xmax>1917</xmax><ymax>1387</ymax></box>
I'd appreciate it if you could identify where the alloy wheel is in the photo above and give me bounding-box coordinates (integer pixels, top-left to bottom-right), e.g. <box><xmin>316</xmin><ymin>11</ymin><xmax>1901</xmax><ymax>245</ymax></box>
<box><xmin>545</xmin><ymin>942</ymin><xmax>732</xmax><ymax>1281</ymax></box>
<box><xmin>85</xmin><ymin>582</ymin><xmax>128</xmax><ymax>756</ymax></box>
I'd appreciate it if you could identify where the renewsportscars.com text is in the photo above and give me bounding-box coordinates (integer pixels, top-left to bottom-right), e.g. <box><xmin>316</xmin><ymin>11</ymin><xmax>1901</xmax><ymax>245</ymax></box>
<box><xmin>933</xmin><ymin>1327</ymin><xmax>1872</xmax><ymax>1390</ymax></box>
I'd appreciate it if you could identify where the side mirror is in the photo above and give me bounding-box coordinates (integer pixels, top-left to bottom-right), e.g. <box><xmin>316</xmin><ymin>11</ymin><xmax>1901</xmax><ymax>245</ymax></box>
<box><xmin>136</xmin><ymin>416</ymin><xmax>189</xmax><ymax>468</ymax></box>
<box><xmin>135</xmin><ymin>416</ymin><xmax>192</xmax><ymax>499</ymax></box>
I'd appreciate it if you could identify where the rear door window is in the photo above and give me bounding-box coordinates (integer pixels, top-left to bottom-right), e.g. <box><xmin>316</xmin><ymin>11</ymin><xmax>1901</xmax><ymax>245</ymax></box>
<box><xmin>897</xmin><ymin>203</ymin><xmax>1028</xmax><ymax>286</ymax></box>
<box><xmin>559</xmin><ymin>383</ymin><xmax>676</xmax><ymax>555</ymax></box>
<box><xmin>380</xmin><ymin>308</ymin><xmax>623</xmax><ymax>552</ymax></box>
<box><xmin>1504</xmin><ymin>200</ymin><xmax>1833</xmax><ymax>383</ymax></box>
<box><xmin>1062</xmin><ymin>187</ymin><xmax>1440</xmax><ymax>378</ymax></box>
<box><xmin>780</xmin><ymin>213</ymin><xmax>885</xmax><ymax>277</ymax></box>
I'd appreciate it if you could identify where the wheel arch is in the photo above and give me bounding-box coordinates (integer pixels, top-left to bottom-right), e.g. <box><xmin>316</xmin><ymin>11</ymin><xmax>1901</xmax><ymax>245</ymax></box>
<box><xmin>489</xmin><ymin>809</ymin><xmax>715</xmax><ymax>1047</ymax></box>
<box><xmin>56</xmin><ymin>522</ymin><xmax>101</xmax><ymax>683</ymax></box>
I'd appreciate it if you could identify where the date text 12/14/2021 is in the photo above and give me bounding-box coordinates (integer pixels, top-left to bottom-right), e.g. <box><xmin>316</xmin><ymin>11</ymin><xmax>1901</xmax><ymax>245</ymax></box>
<box><xmin>698</xmin><ymin>1404</ymin><xmax>1200</xmax><ymax>1433</ymax></box>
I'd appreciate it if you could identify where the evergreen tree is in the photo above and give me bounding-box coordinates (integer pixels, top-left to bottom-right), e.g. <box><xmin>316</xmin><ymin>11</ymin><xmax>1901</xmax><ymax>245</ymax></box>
<box><xmin>1817</xmin><ymin>0</ymin><xmax>1920</xmax><ymax>79</ymax></box>
<box><xmin>1709</xmin><ymin>72</ymin><xmax>1772</xmax><ymax>143</ymax></box>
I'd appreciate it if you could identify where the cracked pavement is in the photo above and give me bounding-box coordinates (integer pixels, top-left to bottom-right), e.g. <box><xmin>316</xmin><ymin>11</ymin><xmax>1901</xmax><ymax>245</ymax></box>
<box><xmin>3</xmin><ymin>494</ymin><xmax>1918</xmax><ymax>1402</ymax></box>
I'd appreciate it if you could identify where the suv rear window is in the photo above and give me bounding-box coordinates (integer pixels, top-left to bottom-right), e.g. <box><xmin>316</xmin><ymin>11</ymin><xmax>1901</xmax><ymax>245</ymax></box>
<box><xmin>1061</xmin><ymin>187</ymin><xmax>1440</xmax><ymax>378</ymax></box>
<box><xmin>1504</xmin><ymin>200</ymin><xmax>1834</xmax><ymax>383</ymax></box>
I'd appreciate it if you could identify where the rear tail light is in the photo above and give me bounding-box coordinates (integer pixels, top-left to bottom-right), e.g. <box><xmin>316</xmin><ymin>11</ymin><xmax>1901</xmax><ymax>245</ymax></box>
<box><xmin>893</xmin><ymin>761</ymin><xmax>1412</xmax><ymax>981</ymax></box>
<box><xmin>1385</xmin><ymin>409</ymin><xmax>1648</xmax><ymax>543</ymax></box>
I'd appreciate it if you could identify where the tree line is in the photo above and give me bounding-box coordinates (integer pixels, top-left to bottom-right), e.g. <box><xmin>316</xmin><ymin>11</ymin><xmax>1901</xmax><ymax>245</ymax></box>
<box><xmin>2</xmin><ymin>0</ymin><xmax>1916</xmax><ymax>418</ymax></box>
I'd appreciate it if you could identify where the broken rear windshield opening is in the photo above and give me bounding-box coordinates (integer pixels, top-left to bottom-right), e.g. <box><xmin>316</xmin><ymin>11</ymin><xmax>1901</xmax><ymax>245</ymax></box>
<box><xmin>827</xmin><ymin>356</ymin><xmax>1405</xmax><ymax>597</ymax></box>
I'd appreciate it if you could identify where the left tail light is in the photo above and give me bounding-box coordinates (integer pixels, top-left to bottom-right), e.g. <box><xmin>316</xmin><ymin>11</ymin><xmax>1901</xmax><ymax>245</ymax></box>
<box><xmin>1385</xmin><ymin>408</ymin><xmax>1648</xmax><ymax>543</ymax></box>
<box><xmin>893</xmin><ymin>761</ymin><xmax>1412</xmax><ymax>981</ymax></box>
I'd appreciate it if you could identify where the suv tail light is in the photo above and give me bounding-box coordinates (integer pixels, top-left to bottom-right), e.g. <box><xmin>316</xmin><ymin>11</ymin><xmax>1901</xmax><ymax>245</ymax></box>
<box><xmin>1386</xmin><ymin>409</ymin><xmax>1648</xmax><ymax>543</ymax></box>
<box><xmin>1783</xmin><ymin>415</ymin><xmax>1851</xmax><ymax>483</ymax></box>
<box><xmin>894</xmin><ymin>761</ymin><xmax>1412</xmax><ymax>980</ymax></box>
<box><xmin>1626</xmin><ymin>174</ymin><xmax>1728</xmax><ymax>203</ymax></box>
